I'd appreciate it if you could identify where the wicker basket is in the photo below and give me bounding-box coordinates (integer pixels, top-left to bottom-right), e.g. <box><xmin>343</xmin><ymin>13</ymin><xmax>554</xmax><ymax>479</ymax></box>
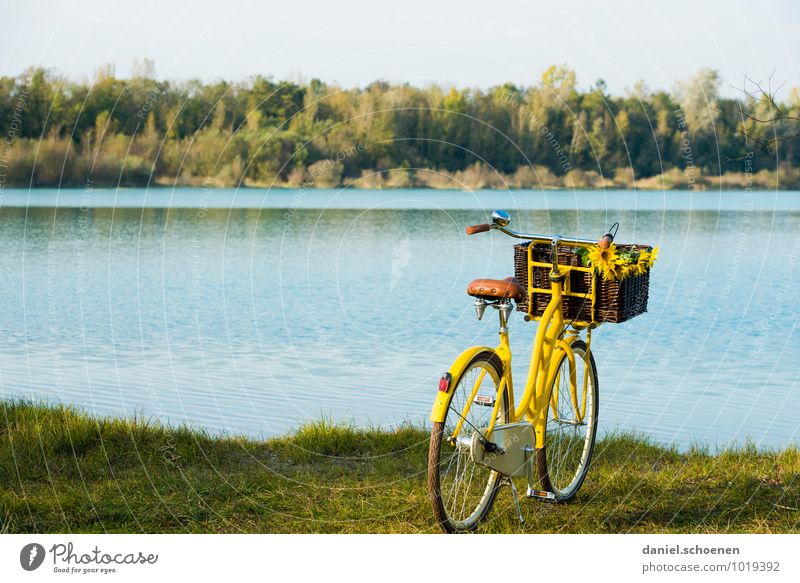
<box><xmin>513</xmin><ymin>242</ymin><xmax>650</xmax><ymax>324</ymax></box>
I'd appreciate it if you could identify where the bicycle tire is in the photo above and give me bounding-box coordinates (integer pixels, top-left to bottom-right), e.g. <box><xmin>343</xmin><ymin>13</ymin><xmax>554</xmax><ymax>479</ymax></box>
<box><xmin>428</xmin><ymin>351</ymin><xmax>509</xmax><ymax>532</ymax></box>
<box><xmin>537</xmin><ymin>340</ymin><xmax>598</xmax><ymax>501</ymax></box>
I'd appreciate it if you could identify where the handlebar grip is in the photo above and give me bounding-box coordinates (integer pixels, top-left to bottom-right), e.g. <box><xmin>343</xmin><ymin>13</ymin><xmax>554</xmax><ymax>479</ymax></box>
<box><xmin>598</xmin><ymin>234</ymin><xmax>614</xmax><ymax>249</ymax></box>
<box><xmin>466</xmin><ymin>223</ymin><xmax>491</xmax><ymax>235</ymax></box>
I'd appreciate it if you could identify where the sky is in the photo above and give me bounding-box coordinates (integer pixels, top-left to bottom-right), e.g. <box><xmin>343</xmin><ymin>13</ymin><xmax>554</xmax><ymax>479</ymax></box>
<box><xmin>1</xmin><ymin>0</ymin><xmax>799</xmax><ymax>96</ymax></box>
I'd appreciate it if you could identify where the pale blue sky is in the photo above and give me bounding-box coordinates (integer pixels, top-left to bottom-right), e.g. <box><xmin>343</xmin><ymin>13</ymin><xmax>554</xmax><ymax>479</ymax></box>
<box><xmin>1</xmin><ymin>0</ymin><xmax>798</xmax><ymax>96</ymax></box>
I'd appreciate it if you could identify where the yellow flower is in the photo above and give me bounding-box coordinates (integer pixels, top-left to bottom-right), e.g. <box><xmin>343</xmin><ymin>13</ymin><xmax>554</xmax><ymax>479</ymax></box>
<box><xmin>624</xmin><ymin>262</ymin><xmax>640</xmax><ymax>278</ymax></box>
<box><xmin>632</xmin><ymin>250</ymin><xmax>650</xmax><ymax>277</ymax></box>
<box><xmin>588</xmin><ymin>242</ymin><xmax>656</xmax><ymax>281</ymax></box>
<box><xmin>630</xmin><ymin>259</ymin><xmax>647</xmax><ymax>276</ymax></box>
<box><xmin>587</xmin><ymin>243</ymin><xmax>620</xmax><ymax>279</ymax></box>
<box><xmin>600</xmin><ymin>263</ymin><xmax>617</xmax><ymax>281</ymax></box>
<box><xmin>647</xmin><ymin>246</ymin><xmax>659</xmax><ymax>268</ymax></box>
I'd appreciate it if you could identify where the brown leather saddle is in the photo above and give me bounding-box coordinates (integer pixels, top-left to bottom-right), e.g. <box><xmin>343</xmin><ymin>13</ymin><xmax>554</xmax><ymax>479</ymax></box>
<box><xmin>466</xmin><ymin>277</ymin><xmax>525</xmax><ymax>301</ymax></box>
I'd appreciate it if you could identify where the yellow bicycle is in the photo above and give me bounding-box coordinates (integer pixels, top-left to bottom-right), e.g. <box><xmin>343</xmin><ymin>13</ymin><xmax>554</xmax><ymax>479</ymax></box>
<box><xmin>428</xmin><ymin>210</ymin><xmax>617</xmax><ymax>533</ymax></box>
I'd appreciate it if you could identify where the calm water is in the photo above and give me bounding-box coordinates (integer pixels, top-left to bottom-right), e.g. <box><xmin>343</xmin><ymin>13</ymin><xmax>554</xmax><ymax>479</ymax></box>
<box><xmin>0</xmin><ymin>188</ymin><xmax>798</xmax><ymax>450</ymax></box>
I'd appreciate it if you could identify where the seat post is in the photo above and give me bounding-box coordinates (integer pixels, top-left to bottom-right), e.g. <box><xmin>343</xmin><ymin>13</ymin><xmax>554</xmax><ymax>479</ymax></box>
<box><xmin>498</xmin><ymin>299</ymin><xmax>512</xmax><ymax>334</ymax></box>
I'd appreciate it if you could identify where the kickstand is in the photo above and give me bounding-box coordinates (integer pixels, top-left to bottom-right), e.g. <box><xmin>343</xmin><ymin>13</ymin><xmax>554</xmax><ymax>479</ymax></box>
<box><xmin>503</xmin><ymin>477</ymin><xmax>525</xmax><ymax>525</ymax></box>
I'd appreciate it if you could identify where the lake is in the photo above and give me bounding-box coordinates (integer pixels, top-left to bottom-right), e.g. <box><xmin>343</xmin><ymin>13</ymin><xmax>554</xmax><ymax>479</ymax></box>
<box><xmin>0</xmin><ymin>187</ymin><xmax>798</xmax><ymax>450</ymax></box>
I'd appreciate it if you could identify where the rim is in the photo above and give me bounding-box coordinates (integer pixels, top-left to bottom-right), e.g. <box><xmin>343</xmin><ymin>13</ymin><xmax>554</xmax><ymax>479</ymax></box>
<box><xmin>545</xmin><ymin>344</ymin><xmax>596</xmax><ymax>497</ymax></box>
<box><xmin>436</xmin><ymin>360</ymin><xmax>506</xmax><ymax>528</ymax></box>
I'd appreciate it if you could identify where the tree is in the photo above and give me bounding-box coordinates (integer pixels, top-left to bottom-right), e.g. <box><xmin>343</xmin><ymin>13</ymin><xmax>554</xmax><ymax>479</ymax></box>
<box><xmin>673</xmin><ymin>68</ymin><xmax>720</xmax><ymax>136</ymax></box>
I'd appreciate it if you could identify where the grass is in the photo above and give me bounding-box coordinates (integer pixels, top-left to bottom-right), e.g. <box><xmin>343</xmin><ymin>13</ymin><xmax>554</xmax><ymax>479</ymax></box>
<box><xmin>1</xmin><ymin>400</ymin><xmax>799</xmax><ymax>533</ymax></box>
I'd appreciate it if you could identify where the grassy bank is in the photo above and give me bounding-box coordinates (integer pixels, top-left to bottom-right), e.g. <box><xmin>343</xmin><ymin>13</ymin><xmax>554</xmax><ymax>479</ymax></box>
<box><xmin>1</xmin><ymin>400</ymin><xmax>798</xmax><ymax>533</ymax></box>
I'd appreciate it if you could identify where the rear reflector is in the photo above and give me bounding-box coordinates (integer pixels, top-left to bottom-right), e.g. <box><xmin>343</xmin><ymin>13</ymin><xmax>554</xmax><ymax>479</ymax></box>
<box><xmin>438</xmin><ymin>372</ymin><xmax>452</xmax><ymax>392</ymax></box>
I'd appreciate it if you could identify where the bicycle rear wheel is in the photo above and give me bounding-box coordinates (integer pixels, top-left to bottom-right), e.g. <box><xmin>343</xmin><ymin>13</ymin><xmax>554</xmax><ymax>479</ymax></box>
<box><xmin>537</xmin><ymin>340</ymin><xmax>598</xmax><ymax>501</ymax></box>
<box><xmin>428</xmin><ymin>351</ymin><xmax>509</xmax><ymax>532</ymax></box>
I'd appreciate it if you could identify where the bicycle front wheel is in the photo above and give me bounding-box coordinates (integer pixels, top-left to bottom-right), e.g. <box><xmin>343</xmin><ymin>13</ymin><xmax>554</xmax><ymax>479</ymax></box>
<box><xmin>537</xmin><ymin>339</ymin><xmax>598</xmax><ymax>501</ymax></box>
<box><xmin>428</xmin><ymin>351</ymin><xmax>509</xmax><ymax>532</ymax></box>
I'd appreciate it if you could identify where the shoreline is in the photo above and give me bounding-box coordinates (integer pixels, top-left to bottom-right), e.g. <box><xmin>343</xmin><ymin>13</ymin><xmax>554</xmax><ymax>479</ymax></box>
<box><xmin>3</xmin><ymin>166</ymin><xmax>799</xmax><ymax>192</ymax></box>
<box><xmin>4</xmin><ymin>185</ymin><xmax>798</xmax><ymax>192</ymax></box>
<box><xmin>2</xmin><ymin>400</ymin><xmax>798</xmax><ymax>534</ymax></box>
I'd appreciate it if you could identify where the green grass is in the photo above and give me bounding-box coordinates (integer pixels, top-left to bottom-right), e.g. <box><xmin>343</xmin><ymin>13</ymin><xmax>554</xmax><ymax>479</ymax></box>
<box><xmin>1</xmin><ymin>400</ymin><xmax>798</xmax><ymax>533</ymax></box>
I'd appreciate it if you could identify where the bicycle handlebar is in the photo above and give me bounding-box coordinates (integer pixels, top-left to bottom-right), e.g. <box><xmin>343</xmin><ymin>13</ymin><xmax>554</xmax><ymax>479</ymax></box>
<box><xmin>470</xmin><ymin>223</ymin><xmax>597</xmax><ymax>245</ymax></box>
<box><xmin>466</xmin><ymin>211</ymin><xmax>617</xmax><ymax>247</ymax></box>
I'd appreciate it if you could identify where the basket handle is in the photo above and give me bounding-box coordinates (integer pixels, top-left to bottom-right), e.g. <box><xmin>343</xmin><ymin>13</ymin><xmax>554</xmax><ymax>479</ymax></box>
<box><xmin>466</xmin><ymin>223</ymin><xmax>491</xmax><ymax>235</ymax></box>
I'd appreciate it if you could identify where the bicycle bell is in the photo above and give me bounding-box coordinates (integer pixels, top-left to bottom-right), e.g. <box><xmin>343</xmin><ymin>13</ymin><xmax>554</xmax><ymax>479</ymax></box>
<box><xmin>491</xmin><ymin>209</ymin><xmax>511</xmax><ymax>226</ymax></box>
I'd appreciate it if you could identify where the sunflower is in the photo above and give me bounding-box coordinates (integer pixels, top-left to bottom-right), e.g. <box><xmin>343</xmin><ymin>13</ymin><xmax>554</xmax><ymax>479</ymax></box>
<box><xmin>587</xmin><ymin>242</ymin><xmax>620</xmax><ymax>280</ymax></box>
<box><xmin>628</xmin><ymin>262</ymin><xmax>642</xmax><ymax>278</ymax></box>
<box><xmin>635</xmin><ymin>249</ymin><xmax>651</xmax><ymax>275</ymax></box>
<box><xmin>611</xmin><ymin>257</ymin><xmax>633</xmax><ymax>281</ymax></box>
<box><xmin>647</xmin><ymin>246</ymin><xmax>659</xmax><ymax>268</ymax></box>
<box><xmin>630</xmin><ymin>258</ymin><xmax>647</xmax><ymax>276</ymax></box>
<box><xmin>587</xmin><ymin>242</ymin><xmax>657</xmax><ymax>281</ymax></box>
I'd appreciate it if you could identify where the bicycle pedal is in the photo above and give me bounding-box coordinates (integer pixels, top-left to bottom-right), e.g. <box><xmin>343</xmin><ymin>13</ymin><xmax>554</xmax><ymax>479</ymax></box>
<box><xmin>526</xmin><ymin>487</ymin><xmax>556</xmax><ymax>501</ymax></box>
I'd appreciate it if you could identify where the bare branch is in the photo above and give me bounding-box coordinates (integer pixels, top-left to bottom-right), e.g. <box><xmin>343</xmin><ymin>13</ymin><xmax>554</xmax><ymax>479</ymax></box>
<box><xmin>725</xmin><ymin>73</ymin><xmax>800</xmax><ymax>161</ymax></box>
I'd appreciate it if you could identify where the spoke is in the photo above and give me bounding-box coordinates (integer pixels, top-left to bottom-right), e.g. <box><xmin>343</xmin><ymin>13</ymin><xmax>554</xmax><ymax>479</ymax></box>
<box><xmin>448</xmin><ymin>450</ymin><xmax>464</xmax><ymax>514</ymax></box>
<box><xmin>436</xmin><ymin>360</ymin><xmax>504</xmax><ymax>527</ymax></box>
<box><xmin>555</xmin><ymin>371</ymin><xmax>570</xmax><ymax>485</ymax></box>
<box><xmin>460</xmin><ymin>460</ymin><xmax>478</xmax><ymax>519</ymax></box>
<box><xmin>545</xmin><ymin>347</ymin><xmax>594</xmax><ymax>496</ymax></box>
<box><xmin>442</xmin><ymin>448</ymin><xmax>458</xmax><ymax>478</ymax></box>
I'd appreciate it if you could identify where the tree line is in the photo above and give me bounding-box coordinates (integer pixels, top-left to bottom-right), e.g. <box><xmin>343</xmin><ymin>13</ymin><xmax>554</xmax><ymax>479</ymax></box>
<box><xmin>0</xmin><ymin>64</ymin><xmax>797</xmax><ymax>189</ymax></box>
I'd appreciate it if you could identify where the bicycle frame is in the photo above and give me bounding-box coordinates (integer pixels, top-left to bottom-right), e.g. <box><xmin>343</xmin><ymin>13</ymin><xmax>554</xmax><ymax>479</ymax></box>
<box><xmin>430</xmin><ymin>236</ymin><xmax>598</xmax><ymax>450</ymax></box>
